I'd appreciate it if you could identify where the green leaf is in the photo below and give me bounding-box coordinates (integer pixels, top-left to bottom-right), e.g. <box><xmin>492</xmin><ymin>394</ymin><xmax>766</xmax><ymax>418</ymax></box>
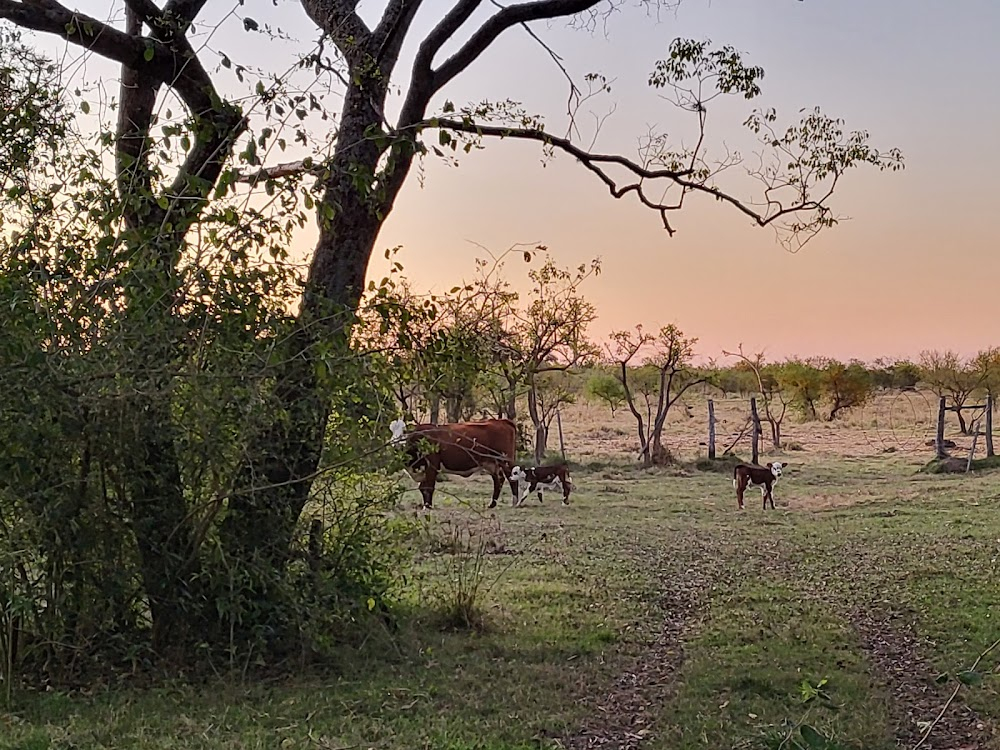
<box><xmin>80</xmin><ymin>101</ymin><xmax>90</xmax><ymax>114</ymax></box>
<box><xmin>143</xmin><ymin>45</ymin><xmax>154</xmax><ymax>62</ymax></box>
<box><xmin>221</xmin><ymin>55</ymin><xmax>232</xmax><ymax>69</ymax></box>
<box><xmin>799</xmin><ymin>724</ymin><xmax>831</xmax><ymax>749</ymax></box>
<box><xmin>957</xmin><ymin>670</ymin><xmax>983</xmax><ymax>687</ymax></box>
<box><xmin>156</xmin><ymin>195</ymin><xmax>169</xmax><ymax>210</ymax></box>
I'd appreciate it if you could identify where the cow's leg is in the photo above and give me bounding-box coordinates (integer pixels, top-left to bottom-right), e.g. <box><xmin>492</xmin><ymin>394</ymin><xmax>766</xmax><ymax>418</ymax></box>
<box><xmin>419</xmin><ymin>464</ymin><xmax>439</xmax><ymax>509</ymax></box>
<box><xmin>760</xmin><ymin>486</ymin><xmax>767</xmax><ymax>510</ymax></box>
<box><xmin>535</xmin><ymin>482</ymin><xmax>544</xmax><ymax>504</ymax></box>
<box><xmin>736</xmin><ymin>480</ymin><xmax>745</xmax><ymax>510</ymax></box>
<box><xmin>489</xmin><ymin>471</ymin><xmax>503</xmax><ymax>509</ymax></box>
<box><xmin>561</xmin><ymin>483</ymin><xmax>570</xmax><ymax>505</ymax></box>
<box><xmin>508</xmin><ymin>474</ymin><xmax>521</xmax><ymax>506</ymax></box>
<box><xmin>767</xmin><ymin>485</ymin><xmax>775</xmax><ymax>510</ymax></box>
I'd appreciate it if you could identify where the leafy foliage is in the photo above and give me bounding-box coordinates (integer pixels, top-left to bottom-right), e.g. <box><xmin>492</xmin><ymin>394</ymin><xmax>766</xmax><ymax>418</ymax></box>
<box><xmin>585</xmin><ymin>371</ymin><xmax>627</xmax><ymax>416</ymax></box>
<box><xmin>822</xmin><ymin>360</ymin><xmax>875</xmax><ymax>421</ymax></box>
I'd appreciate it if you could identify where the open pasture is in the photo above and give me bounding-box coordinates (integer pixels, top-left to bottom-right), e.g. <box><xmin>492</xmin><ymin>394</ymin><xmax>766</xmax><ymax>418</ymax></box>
<box><xmin>5</xmin><ymin>395</ymin><xmax>1000</xmax><ymax>750</ymax></box>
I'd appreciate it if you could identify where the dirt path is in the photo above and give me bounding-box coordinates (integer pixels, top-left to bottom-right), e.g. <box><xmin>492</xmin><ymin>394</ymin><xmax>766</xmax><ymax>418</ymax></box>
<box><xmin>558</xmin><ymin>537</ymin><xmax>727</xmax><ymax>750</ymax></box>
<box><xmin>850</xmin><ymin>604</ymin><xmax>995</xmax><ymax>750</ymax></box>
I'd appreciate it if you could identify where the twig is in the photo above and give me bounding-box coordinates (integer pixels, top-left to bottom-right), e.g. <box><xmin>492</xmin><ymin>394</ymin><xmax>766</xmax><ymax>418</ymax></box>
<box><xmin>912</xmin><ymin>635</ymin><xmax>1000</xmax><ymax>750</ymax></box>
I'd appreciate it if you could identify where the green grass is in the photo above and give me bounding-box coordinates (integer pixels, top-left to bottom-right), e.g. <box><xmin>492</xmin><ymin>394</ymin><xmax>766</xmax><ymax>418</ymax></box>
<box><xmin>4</xmin><ymin>455</ymin><xmax>1000</xmax><ymax>749</ymax></box>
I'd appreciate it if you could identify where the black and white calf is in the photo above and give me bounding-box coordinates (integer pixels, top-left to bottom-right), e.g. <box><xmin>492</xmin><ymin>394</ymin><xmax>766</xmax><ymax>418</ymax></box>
<box><xmin>732</xmin><ymin>461</ymin><xmax>788</xmax><ymax>510</ymax></box>
<box><xmin>509</xmin><ymin>463</ymin><xmax>573</xmax><ymax>506</ymax></box>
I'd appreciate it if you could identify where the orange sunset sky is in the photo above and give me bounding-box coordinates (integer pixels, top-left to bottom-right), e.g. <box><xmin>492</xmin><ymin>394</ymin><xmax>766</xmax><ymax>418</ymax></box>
<box><xmin>26</xmin><ymin>0</ymin><xmax>1000</xmax><ymax>362</ymax></box>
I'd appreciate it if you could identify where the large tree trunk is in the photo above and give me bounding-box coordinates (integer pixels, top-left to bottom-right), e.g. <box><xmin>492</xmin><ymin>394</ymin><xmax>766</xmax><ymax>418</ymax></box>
<box><xmin>650</xmin><ymin>433</ymin><xmax>672</xmax><ymax>466</ymax></box>
<box><xmin>110</xmin><ymin>10</ymin><xmax>243</xmax><ymax>653</ymax></box>
<box><xmin>648</xmin><ymin>409</ymin><xmax>673</xmax><ymax>466</ymax></box>
<box><xmin>218</xmin><ymin>75</ymin><xmax>414</xmax><ymax>601</ymax></box>
<box><xmin>505</xmin><ymin>390</ymin><xmax>517</xmax><ymax>423</ymax></box>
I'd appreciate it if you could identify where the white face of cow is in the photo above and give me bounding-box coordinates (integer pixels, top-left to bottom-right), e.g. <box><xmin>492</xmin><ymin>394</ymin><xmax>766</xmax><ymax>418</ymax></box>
<box><xmin>510</xmin><ymin>466</ymin><xmax>527</xmax><ymax>483</ymax></box>
<box><xmin>769</xmin><ymin>461</ymin><xmax>788</xmax><ymax>478</ymax></box>
<box><xmin>389</xmin><ymin>418</ymin><xmax>407</xmax><ymax>444</ymax></box>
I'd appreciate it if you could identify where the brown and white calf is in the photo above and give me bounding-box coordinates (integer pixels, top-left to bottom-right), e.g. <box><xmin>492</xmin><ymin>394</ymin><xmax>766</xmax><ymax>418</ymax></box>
<box><xmin>733</xmin><ymin>461</ymin><xmax>788</xmax><ymax>510</ymax></box>
<box><xmin>510</xmin><ymin>463</ymin><xmax>573</xmax><ymax>506</ymax></box>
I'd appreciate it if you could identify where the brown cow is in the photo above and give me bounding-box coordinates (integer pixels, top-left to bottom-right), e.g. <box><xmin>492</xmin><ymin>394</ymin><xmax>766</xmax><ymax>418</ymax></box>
<box><xmin>510</xmin><ymin>463</ymin><xmax>573</xmax><ymax>506</ymax></box>
<box><xmin>390</xmin><ymin>418</ymin><xmax>519</xmax><ymax>508</ymax></box>
<box><xmin>733</xmin><ymin>461</ymin><xmax>788</xmax><ymax>510</ymax></box>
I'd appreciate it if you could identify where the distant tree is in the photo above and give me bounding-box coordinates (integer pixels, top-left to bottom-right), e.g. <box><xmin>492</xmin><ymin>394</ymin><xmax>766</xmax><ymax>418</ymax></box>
<box><xmin>871</xmin><ymin>357</ymin><xmax>921</xmax><ymax>391</ymax></box>
<box><xmin>778</xmin><ymin>359</ymin><xmax>824</xmax><ymax>420</ymax></box>
<box><xmin>973</xmin><ymin>348</ymin><xmax>1000</xmax><ymax>409</ymax></box>
<box><xmin>919</xmin><ymin>350</ymin><xmax>988</xmax><ymax>434</ymax></box>
<box><xmin>527</xmin><ymin>370</ymin><xmax>577</xmax><ymax>462</ymax></box>
<box><xmin>608</xmin><ymin>324</ymin><xmax>703</xmax><ymax>467</ymax></box>
<box><xmin>710</xmin><ymin>365</ymin><xmax>758</xmax><ymax>398</ymax></box>
<box><xmin>586</xmin><ymin>371</ymin><xmax>627</xmax><ymax>416</ymax></box>
<box><xmin>500</xmin><ymin>253</ymin><xmax>600</xmax><ymax>463</ymax></box>
<box><xmin>822</xmin><ymin>360</ymin><xmax>874</xmax><ymax>421</ymax></box>
<box><xmin>723</xmin><ymin>345</ymin><xmax>788</xmax><ymax>447</ymax></box>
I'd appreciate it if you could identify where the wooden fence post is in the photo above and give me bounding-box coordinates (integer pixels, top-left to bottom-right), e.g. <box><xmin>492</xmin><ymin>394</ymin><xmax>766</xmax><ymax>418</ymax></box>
<box><xmin>935</xmin><ymin>396</ymin><xmax>947</xmax><ymax>459</ymax></box>
<box><xmin>556</xmin><ymin>408</ymin><xmax>566</xmax><ymax>461</ymax></box>
<box><xmin>987</xmin><ymin>396</ymin><xmax>995</xmax><ymax>458</ymax></box>
<box><xmin>750</xmin><ymin>397</ymin><xmax>761</xmax><ymax>464</ymax></box>
<box><xmin>708</xmin><ymin>399</ymin><xmax>716</xmax><ymax>460</ymax></box>
<box><xmin>967</xmin><ymin>418</ymin><xmax>982</xmax><ymax>472</ymax></box>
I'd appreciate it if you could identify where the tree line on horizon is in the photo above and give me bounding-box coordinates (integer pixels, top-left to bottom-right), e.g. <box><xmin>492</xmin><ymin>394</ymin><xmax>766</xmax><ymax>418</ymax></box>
<box><xmin>358</xmin><ymin>251</ymin><xmax>1000</xmax><ymax>467</ymax></box>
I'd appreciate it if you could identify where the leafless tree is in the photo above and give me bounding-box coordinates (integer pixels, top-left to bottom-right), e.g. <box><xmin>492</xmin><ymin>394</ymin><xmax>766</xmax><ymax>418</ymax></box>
<box><xmin>723</xmin><ymin>345</ymin><xmax>787</xmax><ymax>448</ymax></box>
<box><xmin>608</xmin><ymin>324</ymin><xmax>702</xmax><ymax>467</ymax></box>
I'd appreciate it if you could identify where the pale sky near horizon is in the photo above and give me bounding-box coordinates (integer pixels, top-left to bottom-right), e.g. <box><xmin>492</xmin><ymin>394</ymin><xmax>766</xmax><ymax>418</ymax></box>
<box><xmin>20</xmin><ymin>0</ymin><xmax>1000</xmax><ymax>364</ymax></box>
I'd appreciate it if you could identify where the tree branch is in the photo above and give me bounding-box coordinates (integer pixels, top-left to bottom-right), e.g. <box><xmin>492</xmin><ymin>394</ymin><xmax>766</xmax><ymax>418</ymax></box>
<box><xmin>298</xmin><ymin>0</ymin><xmax>372</xmax><ymax>61</ymax></box>
<box><xmin>163</xmin><ymin>0</ymin><xmax>210</xmax><ymax>26</ymax></box>
<box><xmin>410</xmin><ymin>0</ymin><xmax>483</xmax><ymax>93</ymax></box>
<box><xmin>373</xmin><ymin>0</ymin><xmax>428</xmax><ymax>67</ymax></box>
<box><xmin>0</xmin><ymin>0</ymin><xmax>149</xmax><ymax>67</ymax></box>
<box><xmin>122</xmin><ymin>0</ymin><xmax>163</xmax><ymax>30</ymax></box>
<box><xmin>0</xmin><ymin>0</ymin><xmax>224</xmax><ymax>116</ymax></box>
<box><xmin>433</xmin><ymin>0</ymin><xmax>602</xmax><ymax>94</ymax></box>
<box><xmin>431</xmin><ymin>117</ymin><xmax>698</xmax><ymax>234</ymax></box>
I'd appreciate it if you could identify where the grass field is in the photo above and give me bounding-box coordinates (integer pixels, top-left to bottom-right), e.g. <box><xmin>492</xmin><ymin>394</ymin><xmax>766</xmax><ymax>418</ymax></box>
<box><xmin>4</xmin><ymin>394</ymin><xmax>1000</xmax><ymax>750</ymax></box>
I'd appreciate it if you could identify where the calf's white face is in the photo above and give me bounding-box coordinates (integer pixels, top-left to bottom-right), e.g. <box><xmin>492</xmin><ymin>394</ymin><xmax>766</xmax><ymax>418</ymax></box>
<box><xmin>389</xmin><ymin>418</ymin><xmax>407</xmax><ymax>444</ymax></box>
<box><xmin>769</xmin><ymin>461</ymin><xmax>788</xmax><ymax>479</ymax></box>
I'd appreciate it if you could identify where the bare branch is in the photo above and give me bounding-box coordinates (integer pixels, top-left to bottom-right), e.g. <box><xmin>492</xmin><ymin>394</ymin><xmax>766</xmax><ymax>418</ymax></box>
<box><xmin>434</xmin><ymin>0</ymin><xmax>602</xmax><ymax>95</ymax></box>
<box><xmin>432</xmin><ymin>116</ymin><xmax>696</xmax><ymax>234</ymax></box>
<box><xmin>485</xmin><ymin>0</ymin><xmax>582</xmax><ymax>133</ymax></box>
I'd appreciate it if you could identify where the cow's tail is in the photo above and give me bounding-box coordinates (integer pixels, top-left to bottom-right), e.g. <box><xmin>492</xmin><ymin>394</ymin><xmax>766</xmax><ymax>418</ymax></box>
<box><xmin>732</xmin><ymin>465</ymin><xmax>738</xmax><ymax>490</ymax></box>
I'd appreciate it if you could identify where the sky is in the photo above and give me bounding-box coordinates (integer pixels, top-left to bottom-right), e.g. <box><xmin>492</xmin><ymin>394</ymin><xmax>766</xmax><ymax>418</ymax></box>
<box><xmin>20</xmin><ymin>0</ymin><xmax>1000</xmax><ymax>364</ymax></box>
